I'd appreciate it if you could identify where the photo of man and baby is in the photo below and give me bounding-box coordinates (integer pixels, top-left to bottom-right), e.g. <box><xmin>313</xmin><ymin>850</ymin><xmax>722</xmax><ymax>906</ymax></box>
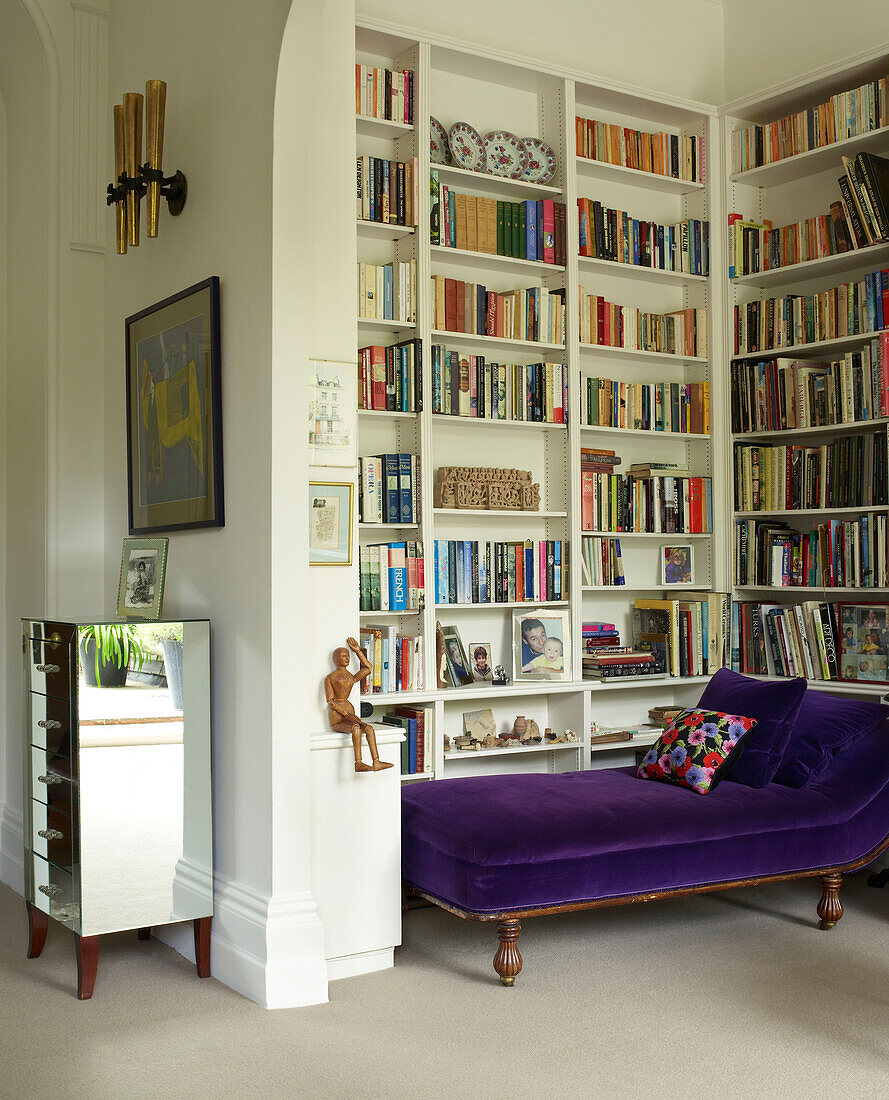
<box><xmin>516</xmin><ymin>612</ymin><xmax>569</xmax><ymax>680</ymax></box>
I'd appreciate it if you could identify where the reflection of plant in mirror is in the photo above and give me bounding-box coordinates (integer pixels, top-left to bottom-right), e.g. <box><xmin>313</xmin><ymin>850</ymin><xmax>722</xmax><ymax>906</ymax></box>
<box><xmin>138</xmin><ymin>621</ymin><xmax>183</xmax><ymax>655</ymax></box>
<box><xmin>78</xmin><ymin>624</ymin><xmax>148</xmax><ymax>684</ymax></box>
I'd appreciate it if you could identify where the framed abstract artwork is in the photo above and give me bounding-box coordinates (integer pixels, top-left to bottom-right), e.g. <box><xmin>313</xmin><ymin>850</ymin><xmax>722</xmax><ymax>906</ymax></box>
<box><xmin>125</xmin><ymin>276</ymin><xmax>224</xmax><ymax>534</ymax></box>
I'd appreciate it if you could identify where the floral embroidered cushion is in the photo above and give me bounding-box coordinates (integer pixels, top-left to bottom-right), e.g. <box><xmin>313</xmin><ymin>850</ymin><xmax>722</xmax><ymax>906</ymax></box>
<box><xmin>636</xmin><ymin>709</ymin><xmax>757</xmax><ymax>796</ymax></box>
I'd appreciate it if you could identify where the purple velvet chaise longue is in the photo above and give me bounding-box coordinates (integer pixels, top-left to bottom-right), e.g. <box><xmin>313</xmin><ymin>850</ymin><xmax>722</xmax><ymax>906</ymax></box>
<box><xmin>401</xmin><ymin>671</ymin><xmax>889</xmax><ymax>985</ymax></box>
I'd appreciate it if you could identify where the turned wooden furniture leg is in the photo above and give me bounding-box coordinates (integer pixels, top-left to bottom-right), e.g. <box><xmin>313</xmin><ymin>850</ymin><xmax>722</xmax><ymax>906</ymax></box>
<box><xmin>817</xmin><ymin>872</ymin><xmax>844</xmax><ymax>930</ymax></box>
<box><xmin>493</xmin><ymin>920</ymin><xmax>522</xmax><ymax>986</ymax></box>
<box><xmin>194</xmin><ymin>916</ymin><xmax>211</xmax><ymax>978</ymax></box>
<box><xmin>75</xmin><ymin>935</ymin><xmax>99</xmax><ymax>1000</ymax></box>
<box><xmin>137</xmin><ymin>927</ymin><xmax>151</xmax><ymax>941</ymax></box>
<box><xmin>27</xmin><ymin>902</ymin><xmax>49</xmax><ymax>959</ymax></box>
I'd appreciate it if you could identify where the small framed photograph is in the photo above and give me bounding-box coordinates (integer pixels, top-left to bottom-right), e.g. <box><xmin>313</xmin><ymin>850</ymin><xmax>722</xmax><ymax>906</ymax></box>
<box><xmin>662</xmin><ymin>545</ymin><xmax>694</xmax><ymax>585</ymax></box>
<box><xmin>440</xmin><ymin>624</ymin><xmax>473</xmax><ymax>686</ymax></box>
<box><xmin>468</xmin><ymin>642</ymin><xmax>494</xmax><ymax>682</ymax></box>
<box><xmin>117</xmin><ymin>537</ymin><xmax>169</xmax><ymax>619</ymax></box>
<box><xmin>838</xmin><ymin>602</ymin><xmax>889</xmax><ymax>684</ymax></box>
<box><xmin>308</xmin><ymin>359</ymin><xmax>357</xmax><ymax>468</ymax></box>
<box><xmin>513</xmin><ymin>608</ymin><xmax>571</xmax><ymax>681</ymax></box>
<box><xmin>309</xmin><ymin>482</ymin><xmax>353</xmax><ymax>566</ymax></box>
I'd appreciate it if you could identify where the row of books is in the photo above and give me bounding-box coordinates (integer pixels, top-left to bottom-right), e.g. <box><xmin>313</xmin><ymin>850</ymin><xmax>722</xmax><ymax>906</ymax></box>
<box><xmin>580</xmin><ymin>537</ymin><xmax>625</xmax><ymax>587</ymax></box>
<box><xmin>356</xmin><ymin>155</ymin><xmax>418</xmax><ymax>226</ymax></box>
<box><xmin>358</xmin><ymin>340</ymin><xmax>423</xmax><ymax>413</ymax></box>
<box><xmin>575</xmin><ymin>116</ymin><xmax>700</xmax><ymax>183</ymax></box>
<box><xmin>734</xmin><ymin>515</ymin><xmax>889</xmax><ymax>590</ymax></box>
<box><xmin>633</xmin><ymin>594</ymin><xmax>728</xmax><ymax>677</ymax></box>
<box><xmin>430</xmin><ymin>180</ymin><xmax>566</xmax><ymax>265</ymax></box>
<box><xmin>731</xmin><ymin>77</ymin><xmax>889</xmax><ymax>174</ymax></box>
<box><xmin>839</xmin><ymin>152</ymin><xmax>889</xmax><ymax>247</ymax></box>
<box><xmin>580</xmin><ymin>471</ymin><xmax>714</xmax><ymax>534</ymax></box>
<box><xmin>733</xmin><ymin>432</ymin><xmax>888</xmax><ymax>513</ymax></box>
<box><xmin>357</xmin><ymin>261</ymin><xmax>416</xmax><ymax>323</ymax></box>
<box><xmin>432</xmin><ymin>539</ymin><xmax>567</xmax><ymax>605</ymax></box>
<box><xmin>380</xmin><ymin>707</ymin><xmax>432</xmax><ymax>775</ymax></box>
<box><xmin>732</xmin><ymin>267</ymin><xmax>889</xmax><ymax>356</ymax></box>
<box><xmin>431</xmin><ymin>348</ymin><xmax>568</xmax><ymax>423</ymax></box>
<box><xmin>580</xmin><ymin>376</ymin><xmax>710</xmax><ymax>435</ymax></box>
<box><xmin>729</xmin><ymin>341</ymin><xmax>889</xmax><ymax>434</ymax></box>
<box><xmin>358</xmin><ymin>454</ymin><xmax>421</xmax><ymax>524</ymax></box>
<box><xmin>578</xmin><ymin>199</ymin><xmax>709</xmax><ymax>275</ymax></box>
<box><xmin>358</xmin><ymin>626</ymin><xmax>424</xmax><ymax>695</ymax></box>
<box><xmin>579</xmin><ymin>291</ymin><xmax>708</xmax><ymax>358</ymax></box>
<box><xmin>731</xmin><ymin>601</ymin><xmax>841</xmax><ymax>681</ymax></box>
<box><xmin>359</xmin><ymin>541</ymin><xmax>425</xmax><ymax>613</ymax></box>
<box><xmin>355</xmin><ymin>64</ymin><xmax>414</xmax><ymax>125</ymax></box>
<box><xmin>431</xmin><ymin>277</ymin><xmax>566</xmax><ymax>345</ymax></box>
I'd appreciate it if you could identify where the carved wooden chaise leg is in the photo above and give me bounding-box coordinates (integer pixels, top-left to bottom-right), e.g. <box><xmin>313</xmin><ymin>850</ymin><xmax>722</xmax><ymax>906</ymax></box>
<box><xmin>817</xmin><ymin>872</ymin><xmax>844</xmax><ymax>930</ymax></box>
<box><xmin>493</xmin><ymin>920</ymin><xmax>522</xmax><ymax>986</ymax></box>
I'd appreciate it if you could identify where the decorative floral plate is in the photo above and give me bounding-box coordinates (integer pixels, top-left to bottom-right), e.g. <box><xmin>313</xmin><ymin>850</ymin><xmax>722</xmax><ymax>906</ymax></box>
<box><xmin>483</xmin><ymin>131</ymin><xmax>529</xmax><ymax>179</ymax></box>
<box><xmin>448</xmin><ymin>122</ymin><xmax>487</xmax><ymax>173</ymax></box>
<box><xmin>430</xmin><ymin>117</ymin><xmax>451</xmax><ymax>165</ymax></box>
<box><xmin>522</xmin><ymin>138</ymin><xmax>557</xmax><ymax>184</ymax></box>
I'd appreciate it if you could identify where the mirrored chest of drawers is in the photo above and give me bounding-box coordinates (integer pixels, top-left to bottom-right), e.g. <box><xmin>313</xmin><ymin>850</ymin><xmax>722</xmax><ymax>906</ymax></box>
<box><xmin>22</xmin><ymin>617</ymin><xmax>213</xmax><ymax>999</ymax></box>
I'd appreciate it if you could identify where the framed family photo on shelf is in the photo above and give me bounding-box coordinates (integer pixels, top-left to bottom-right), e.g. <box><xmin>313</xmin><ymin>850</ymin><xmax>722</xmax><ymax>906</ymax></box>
<box><xmin>513</xmin><ymin>608</ymin><xmax>571</xmax><ymax>681</ymax></box>
<box><xmin>117</xmin><ymin>537</ymin><xmax>169</xmax><ymax>620</ymax></box>
<box><xmin>125</xmin><ymin>276</ymin><xmax>224</xmax><ymax>535</ymax></box>
<box><xmin>838</xmin><ymin>603</ymin><xmax>889</xmax><ymax>684</ymax></box>
<box><xmin>661</xmin><ymin>545</ymin><xmax>694</xmax><ymax>585</ymax></box>
<box><xmin>440</xmin><ymin>625</ymin><xmax>473</xmax><ymax>687</ymax></box>
<box><xmin>468</xmin><ymin>641</ymin><xmax>494</xmax><ymax>682</ymax></box>
<box><xmin>309</xmin><ymin>481</ymin><xmax>353</xmax><ymax>566</ymax></box>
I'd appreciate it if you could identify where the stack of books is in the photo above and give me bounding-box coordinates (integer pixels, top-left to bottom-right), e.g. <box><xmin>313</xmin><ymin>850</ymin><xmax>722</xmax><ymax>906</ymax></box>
<box><xmin>575</xmin><ymin>116</ymin><xmax>700</xmax><ymax>182</ymax></box>
<box><xmin>356</xmin><ymin>156</ymin><xmax>417</xmax><ymax>226</ymax></box>
<box><xmin>355</xmin><ymin>65</ymin><xmax>414</xmax><ymax>124</ymax></box>
<box><xmin>633</xmin><ymin>594</ymin><xmax>729</xmax><ymax>678</ymax></box>
<box><xmin>581</xmin><ymin>376</ymin><xmax>709</xmax><ymax>433</ymax></box>
<box><xmin>431</xmin><ymin>277</ymin><xmax>566</xmax><ymax>344</ymax></box>
<box><xmin>431</xmin><ymin>178</ymin><xmax>567</xmax><ymax>264</ymax></box>
<box><xmin>583</xmin><ymin>648</ymin><xmax>660</xmax><ymax>681</ymax></box>
<box><xmin>359</xmin><ymin>541</ymin><xmax>424</xmax><ymax>612</ymax></box>
<box><xmin>590</xmin><ymin>723</ymin><xmax>662</xmax><ymax>745</ymax></box>
<box><xmin>380</xmin><ymin>706</ymin><xmax>433</xmax><ymax>775</ymax></box>
<box><xmin>359</xmin><ymin>341</ymin><xmax>423</xmax><ymax>413</ymax></box>
<box><xmin>731</xmin><ymin>600</ymin><xmax>840</xmax><ymax>680</ymax></box>
<box><xmin>433</xmin><ymin>539</ymin><xmax>567</xmax><ymax>604</ymax></box>
<box><xmin>357</xmin><ymin>260</ymin><xmax>416</xmax><ymax>323</ymax></box>
<box><xmin>729</xmin><ymin>341</ymin><xmax>889</xmax><ymax>432</ymax></box>
<box><xmin>581</xmin><ymin>537</ymin><xmax>625</xmax><ymax>586</ymax></box>
<box><xmin>579</xmin><ymin>289</ymin><xmax>708</xmax><ymax>357</ymax></box>
<box><xmin>359</xmin><ymin>627</ymin><xmax>423</xmax><ymax>694</ymax></box>
<box><xmin>578</xmin><ymin>199</ymin><xmax>709</xmax><ymax>275</ymax></box>
<box><xmin>733</xmin><ymin>433</ymin><xmax>888</xmax><ymax>512</ymax></box>
<box><xmin>648</xmin><ymin>706</ymin><xmax>684</xmax><ymax>728</ymax></box>
<box><xmin>582</xmin><ymin>620</ymin><xmax>621</xmax><ymax>651</ymax></box>
<box><xmin>431</xmin><ymin>348</ymin><xmax>568</xmax><ymax>423</ymax></box>
<box><xmin>581</xmin><ymin>462</ymin><xmax>713</xmax><ymax>534</ymax></box>
<box><xmin>732</xmin><ymin>267</ymin><xmax>889</xmax><ymax>355</ymax></box>
<box><xmin>734</xmin><ymin>514</ymin><xmax>889</xmax><ymax>589</ymax></box>
<box><xmin>358</xmin><ymin>453</ymin><xmax>421</xmax><ymax>524</ymax></box>
<box><xmin>731</xmin><ymin>76</ymin><xmax>889</xmax><ymax>174</ymax></box>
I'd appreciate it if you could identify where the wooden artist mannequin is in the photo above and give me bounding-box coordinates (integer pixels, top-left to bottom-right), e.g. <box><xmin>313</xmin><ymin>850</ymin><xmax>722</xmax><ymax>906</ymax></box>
<box><xmin>325</xmin><ymin>638</ymin><xmax>394</xmax><ymax>773</ymax></box>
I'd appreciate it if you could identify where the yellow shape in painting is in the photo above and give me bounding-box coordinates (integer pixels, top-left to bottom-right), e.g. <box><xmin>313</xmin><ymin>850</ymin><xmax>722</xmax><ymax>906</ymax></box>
<box><xmin>141</xmin><ymin>359</ymin><xmax>204</xmax><ymax>479</ymax></box>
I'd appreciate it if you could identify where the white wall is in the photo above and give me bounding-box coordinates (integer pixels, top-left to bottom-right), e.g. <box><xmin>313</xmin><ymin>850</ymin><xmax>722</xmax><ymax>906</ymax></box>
<box><xmin>357</xmin><ymin>0</ymin><xmax>726</xmax><ymax>104</ymax></box>
<box><xmin>724</xmin><ymin>0</ymin><xmax>889</xmax><ymax>102</ymax></box>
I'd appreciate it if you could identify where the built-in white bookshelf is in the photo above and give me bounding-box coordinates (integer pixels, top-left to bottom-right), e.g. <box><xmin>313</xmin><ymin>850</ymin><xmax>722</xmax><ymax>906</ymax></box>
<box><xmin>355</xmin><ymin>19</ymin><xmax>726</xmax><ymax>782</ymax></box>
<box><xmin>722</xmin><ymin>48</ymin><xmax>889</xmax><ymax>692</ymax></box>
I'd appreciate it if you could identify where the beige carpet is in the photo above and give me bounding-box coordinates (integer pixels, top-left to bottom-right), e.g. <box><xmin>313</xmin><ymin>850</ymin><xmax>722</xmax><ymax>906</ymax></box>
<box><xmin>3</xmin><ymin>873</ymin><xmax>889</xmax><ymax>1099</ymax></box>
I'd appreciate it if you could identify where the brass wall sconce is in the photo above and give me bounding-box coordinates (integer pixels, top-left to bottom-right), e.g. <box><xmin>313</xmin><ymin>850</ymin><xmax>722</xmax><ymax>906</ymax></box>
<box><xmin>107</xmin><ymin>80</ymin><xmax>187</xmax><ymax>254</ymax></box>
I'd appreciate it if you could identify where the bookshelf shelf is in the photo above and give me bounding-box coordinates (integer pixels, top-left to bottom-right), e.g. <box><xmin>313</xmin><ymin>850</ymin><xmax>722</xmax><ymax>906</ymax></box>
<box><xmin>734</xmin><ymin>586</ymin><xmax>889</xmax><ymax>595</ymax></box>
<box><xmin>581</xmin><ymin>530</ymin><xmax>712</xmax><ymax>539</ymax></box>
<box><xmin>357</xmin><ymin>219</ymin><xmax>415</xmax><ymax>240</ymax></box>
<box><xmin>746</xmin><ymin>674</ymin><xmax>889</xmax><ymax>696</ymax></box>
<box><xmin>435</xmin><ymin>600</ymin><xmax>570</xmax><ymax>611</ymax></box>
<box><xmin>576</xmin><ymin>156</ymin><xmax>706</xmax><ymax>195</ymax></box>
<box><xmin>431</xmin><ymin>330</ymin><xmax>565</xmax><ymax>354</ymax></box>
<box><xmin>359</xmin><ymin>317</ymin><xmax>417</xmax><ymax>333</ymax></box>
<box><xmin>588</xmin><ymin>675</ymin><xmax>712</xmax><ymax>691</ymax></box>
<box><xmin>359</xmin><ymin>608</ymin><xmax>422</xmax><ymax>617</ymax></box>
<box><xmin>359</xmin><ymin>521</ymin><xmax>421</xmax><ymax>529</ymax></box>
<box><xmin>591</xmin><ymin>732</ymin><xmax>660</xmax><ymax>754</ymax></box>
<box><xmin>433</xmin><ymin>414</ymin><xmax>566</xmax><ymax>433</ymax></box>
<box><xmin>581</xmin><ymin>585</ymin><xmax>665</xmax><ymax>592</ymax></box>
<box><xmin>432</xmin><ymin>162</ymin><xmax>562</xmax><ymax>200</ymax></box>
<box><xmin>731</xmin><ymin>331</ymin><xmax>883</xmax><ymax>363</ymax></box>
<box><xmin>355</xmin><ymin>113</ymin><xmax>414</xmax><ymax>139</ymax></box>
<box><xmin>579</xmin><ymin>342</ymin><xmax>707</xmax><ymax>365</ymax></box>
<box><xmin>358</xmin><ymin>409</ymin><xmax>419</xmax><ymax>422</ymax></box>
<box><xmin>579</xmin><ymin>424</ymin><xmax>709</xmax><ymax>441</ymax></box>
<box><xmin>731</xmin><ymin>240</ymin><xmax>889</xmax><ymax>289</ymax></box>
<box><xmin>444</xmin><ymin>740</ymin><xmax>580</xmax><ymax>761</ymax></box>
<box><xmin>400</xmin><ymin>773</ymin><xmax>434</xmax><ymax>783</ymax></box>
<box><xmin>729</xmin><ymin>125</ymin><xmax>889</xmax><ymax>189</ymax></box>
<box><xmin>431</xmin><ymin>244</ymin><xmax>565</xmax><ymax>275</ymax></box>
<box><xmin>734</xmin><ymin>507</ymin><xmax>889</xmax><ymax>518</ymax></box>
<box><xmin>433</xmin><ymin>508</ymin><xmax>568</xmax><ymax>519</ymax></box>
<box><xmin>578</xmin><ymin>255</ymin><xmax>708</xmax><ymax>286</ymax></box>
<box><xmin>732</xmin><ymin>418</ymin><xmax>889</xmax><ymax>442</ymax></box>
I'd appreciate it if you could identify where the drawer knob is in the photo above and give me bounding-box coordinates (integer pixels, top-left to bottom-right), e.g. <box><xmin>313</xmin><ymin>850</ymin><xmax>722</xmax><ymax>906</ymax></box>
<box><xmin>37</xmin><ymin>774</ymin><xmax>63</xmax><ymax>786</ymax></box>
<box><xmin>35</xmin><ymin>663</ymin><xmax>60</xmax><ymax>674</ymax></box>
<box><xmin>37</xmin><ymin>829</ymin><xmax>64</xmax><ymax>841</ymax></box>
<box><xmin>38</xmin><ymin>884</ymin><xmax>63</xmax><ymax>898</ymax></box>
<box><xmin>37</xmin><ymin>719</ymin><xmax>62</xmax><ymax>730</ymax></box>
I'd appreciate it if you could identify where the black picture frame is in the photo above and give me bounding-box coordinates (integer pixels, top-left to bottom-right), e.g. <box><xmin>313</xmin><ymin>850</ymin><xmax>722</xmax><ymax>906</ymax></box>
<box><xmin>125</xmin><ymin>276</ymin><xmax>224</xmax><ymax>534</ymax></box>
